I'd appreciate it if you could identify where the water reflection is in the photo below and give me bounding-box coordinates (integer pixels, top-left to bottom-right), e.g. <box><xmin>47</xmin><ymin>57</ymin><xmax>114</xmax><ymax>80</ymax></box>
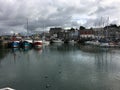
<box><xmin>0</xmin><ymin>44</ymin><xmax>120</xmax><ymax>90</ymax></box>
<box><xmin>49</xmin><ymin>43</ymin><xmax>78</xmax><ymax>52</ymax></box>
<box><xmin>79</xmin><ymin>45</ymin><xmax>110</xmax><ymax>53</ymax></box>
<box><xmin>0</xmin><ymin>47</ymin><xmax>10</xmax><ymax>67</ymax></box>
<box><xmin>95</xmin><ymin>51</ymin><xmax>110</xmax><ymax>72</ymax></box>
<box><xmin>22</xmin><ymin>47</ymin><xmax>31</xmax><ymax>52</ymax></box>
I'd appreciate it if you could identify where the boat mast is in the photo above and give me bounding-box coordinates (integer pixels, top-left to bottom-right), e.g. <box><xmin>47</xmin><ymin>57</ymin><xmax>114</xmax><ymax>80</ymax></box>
<box><xmin>106</xmin><ymin>17</ymin><xmax>109</xmax><ymax>40</ymax></box>
<box><xmin>43</xmin><ymin>24</ymin><xmax>45</xmax><ymax>40</ymax></box>
<box><xmin>27</xmin><ymin>18</ymin><xmax>28</xmax><ymax>35</ymax></box>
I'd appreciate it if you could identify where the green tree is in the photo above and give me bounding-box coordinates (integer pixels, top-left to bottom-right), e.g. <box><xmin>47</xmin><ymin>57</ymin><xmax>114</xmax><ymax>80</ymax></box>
<box><xmin>70</xmin><ymin>27</ymin><xmax>75</xmax><ymax>31</ymax></box>
<box><xmin>79</xmin><ymin>26</ymin><xmax>85</xmax><ymax>30</ymax></box>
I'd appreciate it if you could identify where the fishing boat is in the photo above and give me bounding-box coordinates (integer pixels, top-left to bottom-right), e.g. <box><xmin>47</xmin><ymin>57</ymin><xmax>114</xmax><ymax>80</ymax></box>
<box><xmin>33</xmin><ymin>40</ymin><xmax>42</xmax><ymax>48</ymax></box>
<box><xmin>21</xmin><ymin>40</ymin><xmax>32</xmax><ymax>48</ymax></box>
<box><xmin>21</xmin><ymin>19</ymin><xmax>33</xmax><ymax>48</ymax></box>
<box><xmin>10</xmin><ymin>41</ymin><xmax>20</xmax><ymax>48</ymax></box>
<box><xmin>9</xmin><ymin>36</ymin><xmax>21</xmax><ymax>48</ymax></box>
<box><xmin>33</xmin><ymin>38</ymin><xmax>43</xmax><ymax>48</ymax></box>
<box><xmin>21</xmin><ymin>37</ymin><xmax>33</xmax><ymax>48</ymax></box>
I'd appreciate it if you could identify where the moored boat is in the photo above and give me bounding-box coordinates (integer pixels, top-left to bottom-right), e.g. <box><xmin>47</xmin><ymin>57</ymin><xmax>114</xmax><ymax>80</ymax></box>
<box><xmin>51</xmin><ymin>38</ymin><xmax>64</xmax><ymax>43</ymax></box>
<box><xmin>100</xmin><ymin>41</ymin><xmax>118</xmax><ymax>48</ymax></box>
<box><xmin>21</xmin><ymin>41</ymin><xmax>32</xmax><ymax>48</ymax></box>
<box><xmin>21</xmin><ymin>37</ymin><xmax>33</xmax><ymax>48</ymax></box>
<box><xmin>85</xmin><ymin>40</ymin><xmax>100</xmax><ymax>46</ymax></box>
<box><xmin>10</xmin><ymin>41</ymin><xmax>20</xmax><ymax>48</ymax></box>
<box><xmin>9</xmin><ymin>36</ymin><xmax>22</xmax><ymax>48</ymax></box>
<box><xmin>33</xmin><ymin>39</ymin><xmax>43</xmax><ymax>48</ymax></box>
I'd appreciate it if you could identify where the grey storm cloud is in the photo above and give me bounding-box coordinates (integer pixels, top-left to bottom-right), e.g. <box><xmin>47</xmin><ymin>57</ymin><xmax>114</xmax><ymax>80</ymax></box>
<box><xmin>0</xmin><ymin>0</ymin><xmax>120</xmax><ymax>34</ymax></box>
<box><xmin>92</xmin><ymin>6</ymin><xmax>116</xmax><ymax>16</ymax></box>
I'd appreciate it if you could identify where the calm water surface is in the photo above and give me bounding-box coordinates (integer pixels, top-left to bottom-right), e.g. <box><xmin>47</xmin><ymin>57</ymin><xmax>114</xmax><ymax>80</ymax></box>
<box><xmin>0</xmin><ymin>44</ymin><xmax>120</xmax><ymax>90</ymax></box>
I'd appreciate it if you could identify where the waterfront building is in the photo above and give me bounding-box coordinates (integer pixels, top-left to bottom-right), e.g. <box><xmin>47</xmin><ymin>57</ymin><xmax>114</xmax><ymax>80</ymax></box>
<box><xmin>103</xmin><ymin>25</ymin><xmax>120</xmax><ymax>40</ymax></box>
<box><xmin>49</xmin><ymin>27</ymin><xmax>64</xmax><ymax>39</ymax></box>
<box><xmin>68</xmin><ymin>28</ymin><xmax>79</xmax><ymax>40</ymax></box>
<box><xmin>93</xmin><ymin>28</ymin><xmax>105</xmax><ymax>39</ymax></box>
<box><xmin>79</xmin><ymin>29</ymin><xmax>95</xmax><ymax>40</ymax></box>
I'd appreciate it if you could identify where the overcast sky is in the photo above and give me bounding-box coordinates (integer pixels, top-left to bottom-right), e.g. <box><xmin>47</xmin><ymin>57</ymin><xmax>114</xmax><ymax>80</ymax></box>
<box><xmin>0</xmin><ymin>0</ymin><xmax>120</xmax><ymax>34</ymax></box>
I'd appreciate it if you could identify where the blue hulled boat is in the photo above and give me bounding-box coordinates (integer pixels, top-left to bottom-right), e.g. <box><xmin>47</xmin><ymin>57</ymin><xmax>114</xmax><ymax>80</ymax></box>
<box><xmin>9</xmin><ymin>36</ymin><xmax>22</xmax><ymax>48</ymax></box>
<box><xmin>21</xmin><ymin>41</ymin><xmax>32</xmax><ymax>48</ymax></box>
<box><xmin>10</xmin><ymin>41</ymin><xmax>20</xmax><ymax>48</ymax></box>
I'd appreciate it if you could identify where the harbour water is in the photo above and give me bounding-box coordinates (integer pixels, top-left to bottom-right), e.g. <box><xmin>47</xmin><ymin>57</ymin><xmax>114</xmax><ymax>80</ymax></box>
<box><xmin>0</xmin><ymin>44</ymin><xmax>120</xmax><ymax>90</ymax></box>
